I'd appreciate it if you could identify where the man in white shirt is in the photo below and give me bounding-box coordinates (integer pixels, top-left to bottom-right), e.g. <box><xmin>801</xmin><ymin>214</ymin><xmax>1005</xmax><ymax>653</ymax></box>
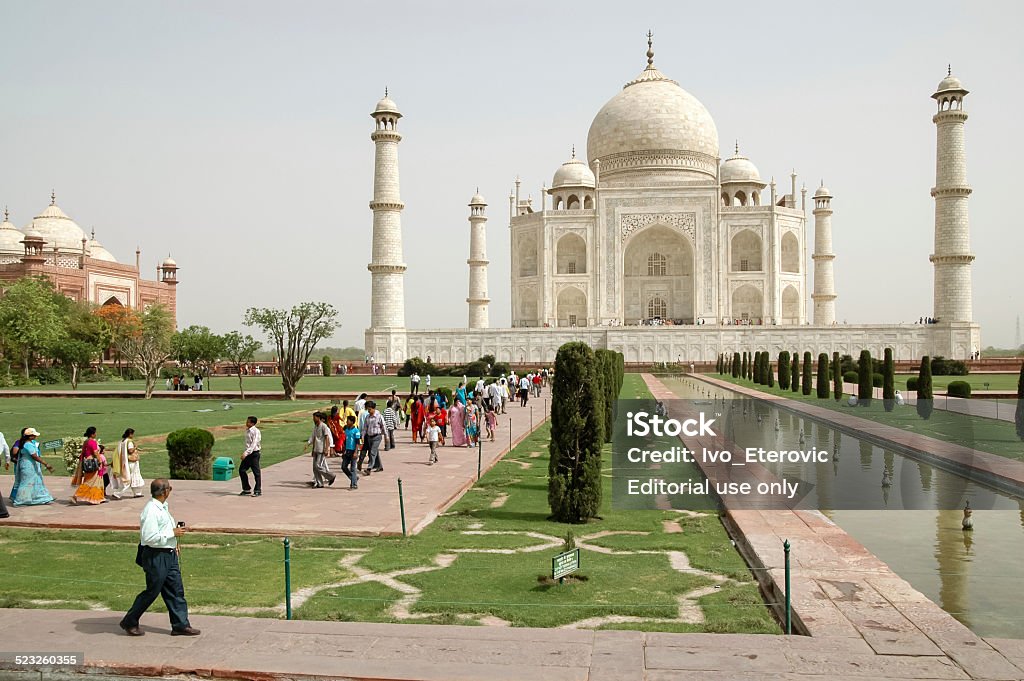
<box><xmin>519</xmin><ymin>375</ymin><xmax>531</xmax><ymax>407</ymax></box>
<box><xmin>120</xmin><ymin>479</ymin><xmax>199</xmax><ymax>636</ymax></box>
<box><xmin>238</xmin><ymin>416</ymin><xmax>262</xmax><ymax>497</ymax></box>
<box><xmin>305</xmin><ymin>412</ymin><xmax>336</xmax><ymax>488</ymax></box>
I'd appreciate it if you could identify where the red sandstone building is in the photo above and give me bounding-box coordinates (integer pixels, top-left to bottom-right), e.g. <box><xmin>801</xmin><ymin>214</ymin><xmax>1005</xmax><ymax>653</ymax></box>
<box><xmin>0</xmin><ymin>194</ymin><xmax>178</xmax><ymax>320</ymax></box>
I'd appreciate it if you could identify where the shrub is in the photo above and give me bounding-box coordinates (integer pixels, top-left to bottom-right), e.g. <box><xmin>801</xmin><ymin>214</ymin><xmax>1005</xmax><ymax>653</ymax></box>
<box><xmin>832</xmin><ymin>351</ymin><xmax>842</xmax><ymax>401</ymax></box>
<box><xmin>791</xmin><ymin>353</ymin><xmax>800</xmax><ymax>393</ymax></box>
<box><xmin>767</xmin><ymin>363</ymin><xmax>775</xmax><ymax>387</ymax></box>
<box><xmin>882</xmin><ymin>348</ymin><xmax>895</xmax><ymax>411</ymax></box>
<box><xmin>917</xmin><ymin>355</ymin><xmax>934</xmax><ymax>420</ymax></box>
<box><xmin>778</xmin><ymin>351</ymin><xmax>790</xmax><ymax>390</ymax></box>
<box><xmin>816</xmin><ymin>353</ymin><xmax>829</xmax><ymax>398</ymax></box>
<box><xmin>931</xmin><ymin>356</ymin><xmax>969</xmax><ymax>376</ymax></box>
<box><xmin>321</xmin><ymin>355</ymin><xmax>332</xmax><ymax>376</ymax></box>
<box><xmin>843</xmin><ymin>371</ymin><xmax>858</xmax><ymax>384</ymax></box>
<box><xmin>455</xmin><ymin>360</ymin><xmax>489</xmax><ymax>379</ymax></box>
<box><xmin>947</xmin><ymin>381</ymin><xmax>972</xmax><ymax>398</ymax></box>
<box><xmin>839</xmin><ymin>354</ymin><xmax>856</xmax><ymax>375</ymax></box>
<box><xmin>801</xmin><ymin>352</ymin><xmax>812</xmax><ymax>396</ymax></box>
<box><xmin>32</xmin><ymin>366</ymin><xmax>69</xmax><ymax>385</ymax></box>
<box><xmin>398</xmin><ymin>357</ymin><xmax>438</xmax><ymax>377</ymax></box>
<box><xmin>858</xmin><ymin>350</ymin><xmax>873</xmax><ymax>400</ymax></box>
<box><xmin>872</xmin><ymin>373</ymin><xmax>884</xmax><ymax>388</ymax></box>
<box><xmin>490</xmin><ymin>362</ymin><xmax>511</xmax><ymax>377</ymax></box>
<box><xmin>732</xmin><ymin>352</ymin><xmax>740</xmax><ymax>379</ymax></box>
<box><xmin>548</xmin><ymin>342</ymin><xmax>604</xmax><ymax>523</ymax></box>
<box><xmin>435</xmin><ymin>386</ymin><xmax>453</xmax><ymax>406</ymax></box>
<box><xmin>61</xmin><ymin>437</ymin><xmax>85</xmax><ymax>475</ymax></box>
<box><xmin>907</xmin><ymin>377</ymin><xmax>919</xmax><ymax>391</ymax></box>
<box><xmin>167</xmin><ymin>427</ymin><xmax>216</xmax><ymax>480</ymax></box>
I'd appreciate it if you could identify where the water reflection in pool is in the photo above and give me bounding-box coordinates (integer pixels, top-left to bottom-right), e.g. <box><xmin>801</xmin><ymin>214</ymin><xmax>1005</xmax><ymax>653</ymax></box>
<box><xmin>665</xmin><ymin>376</ymin><xmax>1024</xmax><ymax>638</ymax></box>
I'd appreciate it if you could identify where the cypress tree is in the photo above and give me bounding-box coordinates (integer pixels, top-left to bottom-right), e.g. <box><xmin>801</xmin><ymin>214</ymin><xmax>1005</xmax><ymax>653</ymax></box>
<box><xmin>548</xmin><ymin>342</ymin><xmax>604</xmax><ymax>523</ymax></box>
<box><xmin>802</xmin><ymin>351</ymin><xmax>812</xmax><ymax>395</ymax></box>
<box><xmin>1015</xmin><ymin>361</ymin><xmax>1024</xmax><ymax>441</ymax></box>
<box><xmin>743</xmin><ymin>352</ymin><xmax>749</xmax><ymax>379</ymax></box>
<box><xmin>717</xmin><ymin>354</ymin><xmax>723</xmax><ymax>375</ymax></box>
<box><xmin>833</xmin><ymin>351</ymin><xmax>842</xmax><ymax>401</ymax></box>
<box><xmin>761</xmin><ymin>352</ymin><xmax>768</xmax><ymax>384</ymax></box>
<box><xmin>816</xmin><ymin>353</ymin><xmax>829</xmax><ymax>398</ymax></box>
<box><xmin>753</xmin><ymin>352</ymin><xmax>761</xmax><ymax>384</ymax></box>
<box><xmin>916</xmin><ymin>355</ymin><xmax>933</xmax><ymax>420</ymax></box>
<box><xmin>767</xmin><ymin>362</ymin><xmax>775</xmax><ymax>388</ymax></box>
<box><xmin>732</xmin><ymin>352</ymin><xmax>740</xmax><ymax>379</ymax></box>
<box><xmin>858</xmin><ymin>350</ymin><xmax>873</xmax><ymax>401</ymax></box>
<box><xmin>595</xmin><ymin>349</ymin><xmax>616</xmax><ymax>443</ymax></box>
<box><xmin>883</xmin><ymin>348</ymin><xmax>896</xmax><ymax>411</ymax></box>
<box><xmin>791</xmin><ymin>352</ymin><xmax>800</xmax><ymax>393</ymax></box>
<box><xmin>778</xmin><ymin>351</ymin><xmax>790</xmax><ymax>390</ymax></box>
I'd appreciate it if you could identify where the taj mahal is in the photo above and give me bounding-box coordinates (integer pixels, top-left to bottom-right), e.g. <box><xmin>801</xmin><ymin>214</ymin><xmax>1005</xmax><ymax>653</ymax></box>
<box><xmin>365</xmin><ymin>38</ymin><xmax>980</xmax><ymax>365</ymax></box>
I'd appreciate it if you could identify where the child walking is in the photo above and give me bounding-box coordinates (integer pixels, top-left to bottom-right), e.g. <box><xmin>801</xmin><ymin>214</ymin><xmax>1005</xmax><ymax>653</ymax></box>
<box><xmin>485</xmin><ymin>406</ymin><xmax>497</xmax><ymax>442</ymax></box>
<box><xmin>425</xmin><ymin>418</ymin><xmax>442</xmax><ymax>465</ymax></box>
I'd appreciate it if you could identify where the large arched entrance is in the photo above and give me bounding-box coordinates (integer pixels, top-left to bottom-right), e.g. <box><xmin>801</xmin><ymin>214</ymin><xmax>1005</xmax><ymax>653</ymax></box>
<box><xmin>781</xmin><ymin>285</ymin><xmax>800</xmax><ymax>324</ymax></box>
<box><xmin>623</xmin><ymin>226</ymin><xmax>694</xmax><ymax>324</ymax></box>
<box><xmin>731</xmin><ymin>284</ymin><xmax>763</xmax><ymax>323</ymax></box>
<box><xmin>556</xmin><ymin>287</ymin><xmax>587</xmax><ymax>327</ymax></box>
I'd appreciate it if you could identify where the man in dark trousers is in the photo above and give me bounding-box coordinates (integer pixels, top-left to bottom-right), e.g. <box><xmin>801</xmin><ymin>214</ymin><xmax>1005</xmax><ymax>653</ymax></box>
<box><xmin>120</xmin><ymin>479</ymin><xmax>200</xmax><ymax>636</ymax></box>
<box><xmin>238</xmin><ymin>416</ymin><xmax>262</xmax><ymax>497</ymax></box>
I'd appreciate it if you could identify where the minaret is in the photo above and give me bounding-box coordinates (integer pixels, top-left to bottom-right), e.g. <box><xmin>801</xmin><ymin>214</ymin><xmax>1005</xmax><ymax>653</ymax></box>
<box><xmin>367</xmin><ymin>90</ymin><xmax>407</xmax><ymax>329</ymax></box>
<box><xmin>812</xmin><ymin>182</ymin><xmax>837</xmax><ymax>325</ymax></box>
<box><xmin>930</xmin><ymin>68</ymin><xmax>974</xmax><ymax>323</ymax></box>
<box><xmin>467</xmin><ymin>190</ymin><xmax>490</xmax><ymax>328</ymax></box>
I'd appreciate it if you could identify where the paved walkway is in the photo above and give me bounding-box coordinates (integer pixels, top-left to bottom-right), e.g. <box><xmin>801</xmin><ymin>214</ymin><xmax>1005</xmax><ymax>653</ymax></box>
<box><xmin>0</xmin><ymin>399</ymin><xmax>550</xmax><ymax>536</ymax></box>
<box><xmin>2</xmin><ymin>608</ymin><xmax>1023</xmax><ymax>680</ymax></box>
<box><xmin>642</xmin><ymin>373</ymin><xmax>1024</xmax><ymax>681</ymax></box>
<box><xmin>841</xmin><ymin>383</ymin><xmax>1020</xmax><ymax>424</ymax></box>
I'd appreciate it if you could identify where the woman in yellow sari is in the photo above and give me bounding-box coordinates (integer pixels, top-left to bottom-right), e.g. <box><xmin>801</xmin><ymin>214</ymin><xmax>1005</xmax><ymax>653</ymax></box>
<box><xmin>71</xmin><ymin>427</ymin><xmax>106</xmax><ymax>505</ymax></box>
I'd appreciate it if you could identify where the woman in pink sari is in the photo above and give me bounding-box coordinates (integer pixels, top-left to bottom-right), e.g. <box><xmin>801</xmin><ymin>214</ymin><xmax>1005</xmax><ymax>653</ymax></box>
<box><xmin>448</xmin><ymin>401</ymin><xmax>467</xmax><ymax>447</ymax></box>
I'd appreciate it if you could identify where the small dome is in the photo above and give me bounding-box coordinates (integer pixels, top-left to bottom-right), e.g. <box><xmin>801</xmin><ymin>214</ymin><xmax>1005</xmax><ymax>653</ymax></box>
<box><xmin>552</xmin><ymin>156</ymin><xmax>596</xmax><ymax>189</ymax></box>
<box><xmin>27</xmin><ymin>199</ymin><xmax>87</xmax><ymax>251</ymax></box>
<box><xmin>0</xmin><ymin>211</ymin><xmax>25</xmax><ymax>254</ymax></box>
<box><xmin>720</xmin><ymin>150</ymin><xmax>762</xmax><ymax>184</ymax></box>
<box><xmin>87</xmin><ymin>237</ymin><xmax>117</xmax><ymax>263</ymax></box>
<box><xmin>814</xmin><ymin>184</ymin><xmax>832</xmax><ymax>198</ymax></box>
<box><xmin>469</xmin><ymin>192</ymin><xmax>487</xmax><ymax>206</ymax></box>
<box><xmin>162</xmin><ymin>256</ymin><xmax>177</xmax><ymax>267</ymax></box>
<box><xmin>373</xmin><ymin>95</ymin><xmax>401</xmax><ymax>116</ymax></box>
<box><xmin>936</xmin><ymin>74</ymin><xmax>964</xmax><ymax>92</ymax></box>
<box><xmin>22</xmin><ymin>226</ymin><xmax>44</xmax><ymax>240</ymax></box>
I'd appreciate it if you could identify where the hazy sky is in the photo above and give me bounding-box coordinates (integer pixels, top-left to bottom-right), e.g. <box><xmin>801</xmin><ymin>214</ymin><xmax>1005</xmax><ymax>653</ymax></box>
<box><xmin>2</xmin><ymin>1</ymin><xmax>1022</xmax><ymax>348</ymax></box>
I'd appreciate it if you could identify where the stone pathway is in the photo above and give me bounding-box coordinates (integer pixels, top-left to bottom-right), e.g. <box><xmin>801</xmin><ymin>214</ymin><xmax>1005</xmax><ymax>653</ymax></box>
<box><xmin>4</xmin><ymin>607</ymin><xmax>1024</xmax><ymax>680</ymax></box>
<box><xmin>0</xmin><ymin>401</ymin><xmax>548</xmax><ymax>537</ymax></box>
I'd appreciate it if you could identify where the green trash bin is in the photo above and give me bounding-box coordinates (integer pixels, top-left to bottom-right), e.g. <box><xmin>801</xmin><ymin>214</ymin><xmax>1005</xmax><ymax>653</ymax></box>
<box><xmin>212</xmin><ymin>456</ymin><xmax>235</xmax><ymax>481</ymax></box>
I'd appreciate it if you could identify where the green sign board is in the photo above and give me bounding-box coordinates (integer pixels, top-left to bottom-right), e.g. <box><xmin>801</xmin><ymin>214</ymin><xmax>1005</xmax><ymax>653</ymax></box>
<box><xmin>552</xmin><ymin>548</ymin><xmax>580</xmax><ymax>581</ymax></box>
<box><xmin>41</xmin><ymin>439</ymin><xmax>64</xmax><ymax>451</ymax></box>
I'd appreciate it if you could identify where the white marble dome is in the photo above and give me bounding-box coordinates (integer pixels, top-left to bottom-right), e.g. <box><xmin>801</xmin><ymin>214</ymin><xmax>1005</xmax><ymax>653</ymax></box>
<box><xmin>720</xmin><ymin>153</ymin><xmax>762</xmax><ymax>184</ymax></box>
<box><xmin>87</xmin><ymin>236</ymin><xmax>117</xmax><ymax>262</ymax></box>
<box><xmin>374</xmin><ymin>95</ymin><xmax>401</xmax><ymax>116</ymax></box>
<box><xmin>587</xmin><ymin>60</ymin><xmax>719</xmax><ymax>180</ymax></box>
<box><xmin>162</xmin><ymin>256</ymin><xmax>177</xmax><ymax>267</ymax></box>
<box><xmin>26</xmin><ymin>201</ymin><xmax>88</xmax><ymax>252</ymax></box>
<box><xmin>469</xmin><ymin>192</ymin><xmax>487</xmax><ymax>206</ymax></box>
<box><xmin>814</xmin><ymin>184</ymin><xmax>832</xmax><ymax>198</ymax></box>
<box><xmin>0</xmin><ymin>213</ymin><xmax>26</xmax><ymax>255</ymax></box>
<box><xmin>552</xmin><ymin>156</ymin><xmax>596</xmax><ymax>189</ymax></box>
<box><xmin>935</xmin><ymin>74</ymin><xmax>965</xmax><ymax>93</ymax></box>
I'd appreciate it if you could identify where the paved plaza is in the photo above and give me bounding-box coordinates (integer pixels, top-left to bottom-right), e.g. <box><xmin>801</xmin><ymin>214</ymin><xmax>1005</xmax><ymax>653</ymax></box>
<box><xmin>0</xmin><ymin>400</ymin><xmax>548</xmax><ymax>537</ymax></box>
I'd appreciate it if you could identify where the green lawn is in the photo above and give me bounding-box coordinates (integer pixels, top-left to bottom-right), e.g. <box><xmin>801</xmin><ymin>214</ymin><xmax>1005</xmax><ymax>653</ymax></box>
<box><xmin>0</xmin><ymin>374</ymin><xmax>778</xmax><ymax>634</ymax></box>
<box><xmin>709</xmin><ymin>374</ymin><xmax>1024</xmax><ymax>462</ymax></box>
<box><xmin>5</xmin><ymin>375</ymin><xmax>472</xmax><ymax>394</ymax></box>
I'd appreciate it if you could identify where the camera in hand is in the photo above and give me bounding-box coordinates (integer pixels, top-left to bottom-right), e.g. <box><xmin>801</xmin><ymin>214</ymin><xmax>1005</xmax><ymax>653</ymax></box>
<box><xmin>177</xmin><ymin>521</ymin><xmax>186</xmax><ymax>528</ymax></box>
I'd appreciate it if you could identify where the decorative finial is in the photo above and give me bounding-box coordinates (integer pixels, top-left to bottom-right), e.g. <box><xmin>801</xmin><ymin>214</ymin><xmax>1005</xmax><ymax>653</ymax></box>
<box><xmin>476</xmin><ymin>186</ymin><xmax>480</xmax><ymax>193</ymax></box>
<box><xmin>384</xmin><ymin>86</ymin><xmax>388</xmax><ymax>97</ymax></box>
<box><xmin>91</xmin><ymin>227</ymin><xmax>96</xmax><ymax>240</ymax></box>
<box><xmin>734</xmin><ymin>139</ymin><xmax>739</xmax><ymax>155</ymax></box>
<box><xmin>3</xmin><ymin>206</ymin><xmax>8</xmax><ymax>222</ymax></box>
<box><xmin>948</xmin><ymin>64</ymin><xmax>952</xmax><ymax>77</ymax></box>
<box><xmin>820</xmin><ymin>179</ymin><xmax>824</xmax><ymax>187</ymax></box>
<box><xmin>571</xmin><ymin>144</ymin><xmax>576</xmax><ymax>160</ymax></box>
<box><xmin>646</xmin><ymin>30</ymin><xmax>654</xmax><ymax>67</ymax></box>
<box><xmin>50</xmin><ymin>189</ymin><xmax>56</xmax><ymax>206</ymax></box>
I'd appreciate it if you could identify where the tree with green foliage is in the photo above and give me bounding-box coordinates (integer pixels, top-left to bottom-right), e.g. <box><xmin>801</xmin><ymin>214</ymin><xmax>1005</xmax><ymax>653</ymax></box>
<box><xmin>1015</xmin><ymin>361</ymin><xmax>1024</xmax><ymax>441</ymax></box>
<box><xmin>548</xmin><ymin>342</ymin><xmax>604</xmax><ymax>523</ymax></box>
<box><xmin>858</xmin><ymin>350</ymin><xmax>873</xmax><ymax>401</ymax></box>
<box><xmin>916</xmin><ymin>355</ymin><xmax>934</xmax><ymax>420</ymax></box>
<box><xmin>119</xmin><ymin>305</ymin><xmax>176</xmax><ymax>399</ymax></box>
<box><xmin>882</xmin><ymin>347</ymin><xmax>896</xmax><ymax>411</ymax></box>
<box><xmin>778</xmin><ymin>351</ymin><xmax>790</xmax><ymax>390</ymax></box>
<box><xmin>51</xmin><ymin>299</ymin><xmax>111</xmax><ymax>389</ymax></box>
<box><xmin>801</xmin><ymin>352</ymin><xmax>812</xmax><ymax>395</ymax></box>
<box><xmin>221</xmin><ymin>331</ymin><xmax>261</xmax><ymax>399</ymax></box>
<box><xmin>595</xmin><ymin>349</ymin><xmax>617</xmax><ymax>443</ymax></box>
<box><xmin>0</xmin><ymin>276</ymin><xmax>68</xmax><ymax>378</ymax></box>
<box><xmin>816</xmin><ymin>353</ymin><xmax>829</xmax><ymax>398</ymax></box>
<box><xmin>833</xmin><ymin>351</ymin><xmax>842</xmax><ymax>401</ymax></box>
<box><xmin>741</xmin><ymin>352</ymin><xmax>747</xmax><ymax>379</ymax></box>
<box><xmin>791</xmin><ymin>352</ymin><xmax>800</xmax><ymax>393</ymax></box>
<box><xmin>767</xmin><ymin>362</ymin><xmax>775</xmax><ymax>387</ymax></box>
<box><xmin>732</xmin><ymin>352</ymin><xmax>740</xmax><ymax>379</ymax></box>
<box><xmin>322</xmin><ymin>355</ymin><xmax>332</xmax><ymax>376</ymax></box>
<box><xmin>751</xmin><ymin>352</ymin><xmax>759</xmax><ymax>384</ymax></box>
<box><xmin>166</xmin><ymin>427</ymin><xmax>216</xmax><ymax>480</ymax></box>
<box><xmin>172</xmin><ymin>325</ymin><xmax>225</xmax><ymax>390</ymax></box>
<box><xmin>244</xmin><ymin>302</ymin><xmax>340</xmax><ymax>400</ymax></box>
